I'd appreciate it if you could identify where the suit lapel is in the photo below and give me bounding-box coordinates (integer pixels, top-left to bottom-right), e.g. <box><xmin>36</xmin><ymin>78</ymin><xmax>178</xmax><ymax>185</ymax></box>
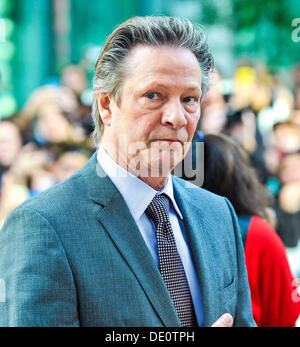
<box><xmin>173</xmin><ymin>178</ymin><xmax>220</xmax><ymax>326</ymax></box>
<box><xmin>81</xmin><ymin>154</ymin><xmax>180</xmax><ymax>326</ymax></box>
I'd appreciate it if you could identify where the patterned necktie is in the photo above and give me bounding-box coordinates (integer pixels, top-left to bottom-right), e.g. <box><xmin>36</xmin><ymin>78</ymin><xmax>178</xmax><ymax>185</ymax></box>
<box><xmin>145</xmin><ymin>194</ymin><xmax>197</xmax><ymax>326</ymax></box>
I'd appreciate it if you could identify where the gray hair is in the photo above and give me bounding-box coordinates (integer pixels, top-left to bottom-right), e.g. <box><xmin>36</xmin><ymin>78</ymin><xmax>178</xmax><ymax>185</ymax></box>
<box><xmin>92</xmin><ymin>16</ymin><xmax>214</xmax><ymax>143</ymax></box>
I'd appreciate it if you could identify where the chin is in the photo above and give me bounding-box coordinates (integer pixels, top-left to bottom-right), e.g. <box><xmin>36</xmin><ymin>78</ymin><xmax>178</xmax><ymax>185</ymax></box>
<box><xmin>128</xmin><ymin>147</ymin><xmax>182</xmax><ymax>178</ymax></box>
<box><xmin>149</xmin><ymin>152</ymin><xmax>182</xmax><ymax>177</ymax></box>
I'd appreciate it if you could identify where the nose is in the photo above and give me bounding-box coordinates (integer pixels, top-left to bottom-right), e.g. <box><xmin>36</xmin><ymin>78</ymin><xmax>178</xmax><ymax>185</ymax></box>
<box><xmin>161</xmin><ymin>98</ymin><xmax>187</xmax><ymax>129</ymax></box>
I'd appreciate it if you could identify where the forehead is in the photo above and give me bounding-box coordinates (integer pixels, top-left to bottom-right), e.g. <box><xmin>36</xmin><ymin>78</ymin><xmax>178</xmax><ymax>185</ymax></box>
<box><xmin>124</xmin><ymin>45</ymin><xmax>202</xmax><ymax>90</ymax></box>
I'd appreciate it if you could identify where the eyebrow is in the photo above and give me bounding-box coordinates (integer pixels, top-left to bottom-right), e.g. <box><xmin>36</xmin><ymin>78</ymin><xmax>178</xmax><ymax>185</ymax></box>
<box><xmin>139</xmin><ymin>81</ymin><xmax>202</xmax><ymax>94</ymax></box>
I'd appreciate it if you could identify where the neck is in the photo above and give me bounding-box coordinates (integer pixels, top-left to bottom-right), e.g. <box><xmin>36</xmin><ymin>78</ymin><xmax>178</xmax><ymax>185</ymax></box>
<box><xmin>138</xmin><ymin>176</ymin><xmax>168</xmax><ymax>191</ymax></box>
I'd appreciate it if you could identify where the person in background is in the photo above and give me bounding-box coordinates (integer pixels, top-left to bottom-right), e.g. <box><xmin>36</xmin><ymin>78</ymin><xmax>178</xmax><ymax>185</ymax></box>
<box><xmin>0</xmin><ymin>120</ymin><xmax>23</xmax><ymax>178</ymax></box>
<box><xmin>53</xmin><ymin>151</ymin><xmax>89</xmax><ymax>183</ymax></box>
<box><xmin>0</xmin><ymin>121</ymin><xmax>24</xmax><ymax>224</ymax></box>
<box><xmin>201</xmin><ymin>132</ymin><xmax>300</xmax><ymax>327</ymax></box>
<box><xmin>275</xmin><ymin>152</ymin><xmax>300</xmax><ymax>248</ymax></box>
<box><xmin>224</xmin><ymin>108</ymin><xmax>269</xmax><ymax>184</ymax></box>
<box><xmin>0</xmin><ymin>143</ymin><xmax>55</xmax><ymax>225</ymax></box>
<box><xmin>274</xmin><ymin>151</ymin><xmax>300</xmax><ymax>278</ymax></box>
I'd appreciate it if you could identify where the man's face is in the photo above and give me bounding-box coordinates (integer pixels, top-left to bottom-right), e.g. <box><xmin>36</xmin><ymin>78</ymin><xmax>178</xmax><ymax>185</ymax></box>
<box><xmin>101</xmin><ymin>45</ymin><xmax>202</xmax><ymax>177</ymax></box>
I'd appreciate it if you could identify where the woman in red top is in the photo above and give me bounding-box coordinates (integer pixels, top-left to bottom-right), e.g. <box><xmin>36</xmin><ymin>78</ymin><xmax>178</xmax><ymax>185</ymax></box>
<box><xmin>201</xmin><ymin>133</ymin><xmax>300</xmax><ymax>327</ymax></box>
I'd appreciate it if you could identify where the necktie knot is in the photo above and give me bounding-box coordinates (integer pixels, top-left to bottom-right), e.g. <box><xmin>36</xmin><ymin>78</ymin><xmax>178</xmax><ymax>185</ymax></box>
<box><xmin>145</xmin><ymin>194</ymin><xmax>170</xmax><ymax>226</ymax></box>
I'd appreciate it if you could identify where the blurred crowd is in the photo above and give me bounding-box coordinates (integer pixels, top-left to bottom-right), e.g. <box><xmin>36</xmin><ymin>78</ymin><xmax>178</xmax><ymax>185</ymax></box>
<box><xmin>199</xmin><ymin>61</ymin><xmax>300</xmax><ymax>278</ymax></box>
<box><xmin>0</xmin><ymin>64</ymin><xmax>94</xmax><ymax>226</ymax></box>
<box><xmin>0</xmin><ymin>60</ymin><xmax>300</xmax><ymax>279</ymax></box>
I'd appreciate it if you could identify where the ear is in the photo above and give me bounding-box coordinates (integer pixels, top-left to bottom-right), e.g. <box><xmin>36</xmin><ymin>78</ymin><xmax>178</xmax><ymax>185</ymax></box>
<box><xmin>97</xmin><ymin>93</ymin><xmax>113</xmax><ymax>126</ymax></box>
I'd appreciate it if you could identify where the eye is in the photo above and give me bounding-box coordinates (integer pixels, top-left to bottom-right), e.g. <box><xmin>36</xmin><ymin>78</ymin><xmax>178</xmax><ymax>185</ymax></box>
<box><xmin>183</xmin><ymin>96</ymin><xmax>198</xmax><ymax>103</ymax></box>
<box><xmin>145</xmin><ymin>92</ymin><xmax>160</xmax><ymax>100</ymax></box>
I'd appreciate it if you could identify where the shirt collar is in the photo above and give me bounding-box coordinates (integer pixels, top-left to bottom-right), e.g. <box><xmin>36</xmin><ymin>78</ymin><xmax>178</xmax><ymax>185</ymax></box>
<box><xmin>97</xmin><ymin>144</ymin><xmax>183</xmax><ymax>221</ymax></box>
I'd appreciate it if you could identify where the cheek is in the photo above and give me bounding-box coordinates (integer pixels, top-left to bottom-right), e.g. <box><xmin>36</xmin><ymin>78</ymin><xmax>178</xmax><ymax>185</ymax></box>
<box><xmin>186</xmin><ymin>116</ymin><xmax>200</xmax><ymax>139</ymax></box>
<box><xmin>141</xmin><ymin>113</ymin><xmax>162</xmax><ymax>136</ymax></box>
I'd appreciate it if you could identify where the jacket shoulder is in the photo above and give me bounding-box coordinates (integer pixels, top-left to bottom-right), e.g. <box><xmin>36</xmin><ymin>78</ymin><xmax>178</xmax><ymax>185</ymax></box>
<box><xmin>172</xmin><ymin>175</ymin><xmax>227</xmax><ymax>206</ymax></box>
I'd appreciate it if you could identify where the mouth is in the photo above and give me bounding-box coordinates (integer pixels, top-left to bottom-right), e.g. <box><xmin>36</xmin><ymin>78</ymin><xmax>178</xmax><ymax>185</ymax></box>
<box><xmin>155</xmin><ymin>139</ymin><xmax>184</xmax><ymax>145</ymax></box>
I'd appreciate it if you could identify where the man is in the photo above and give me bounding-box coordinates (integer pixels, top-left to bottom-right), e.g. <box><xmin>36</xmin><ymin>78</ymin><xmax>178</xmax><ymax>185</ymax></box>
<box><xmin>0</xmin><ymin>16</ymin><xmax>256</xmax><ymax>327</ymax></box>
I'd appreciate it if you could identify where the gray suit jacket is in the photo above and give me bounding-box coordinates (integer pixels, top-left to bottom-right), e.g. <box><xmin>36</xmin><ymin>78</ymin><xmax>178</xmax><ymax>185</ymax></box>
<box><xmin>0</xmin><ymin>153</ymin><xmax>256</xmax><ymax>326</ymax></box>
